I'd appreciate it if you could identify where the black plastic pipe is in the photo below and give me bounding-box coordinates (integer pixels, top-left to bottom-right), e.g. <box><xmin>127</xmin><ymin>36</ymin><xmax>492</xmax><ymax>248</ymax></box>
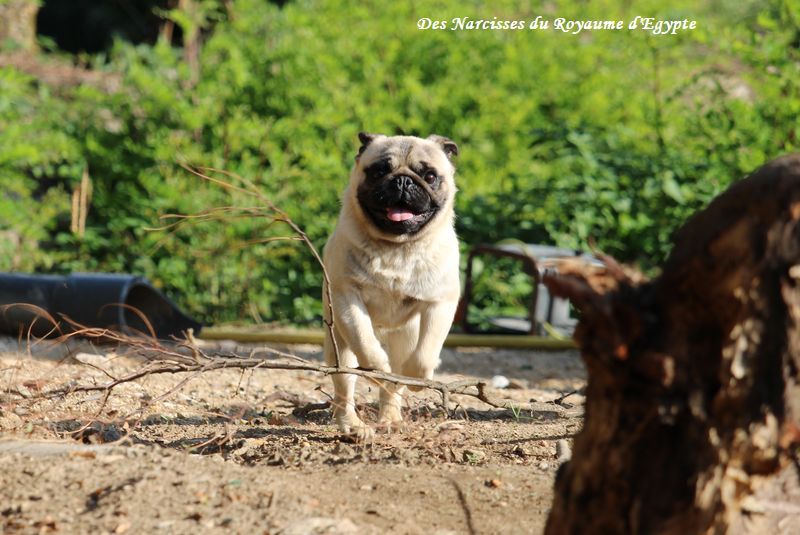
<box><xmin>0</xmin><ymin>273</ymin><xmax>202</xmax><ymax>339</ymax></box>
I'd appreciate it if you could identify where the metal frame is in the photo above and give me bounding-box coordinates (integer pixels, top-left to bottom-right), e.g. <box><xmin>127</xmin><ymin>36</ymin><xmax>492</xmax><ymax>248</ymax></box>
<box><xmin>458</xmin><ymin>243</ymin><xmax>600</xmax><ymax>336</ymax></box>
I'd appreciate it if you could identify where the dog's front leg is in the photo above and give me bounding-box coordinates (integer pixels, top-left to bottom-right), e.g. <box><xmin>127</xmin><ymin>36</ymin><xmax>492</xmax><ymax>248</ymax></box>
<box><xmin>330</xmin><ymin>290</ymin><xmax>391</xmax><ymax>373</ymax></box>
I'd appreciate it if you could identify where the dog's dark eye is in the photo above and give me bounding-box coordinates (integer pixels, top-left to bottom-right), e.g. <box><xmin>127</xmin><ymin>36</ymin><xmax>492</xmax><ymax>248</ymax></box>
<box><xmin>366</xmin><ymin>160</ymin><xmax>392</xmax><ymax>180</ymax></box>
<box><xmin>423</xmin><ymin>170</ymin><xmax>438</xmax><ymax>184</ymax></box>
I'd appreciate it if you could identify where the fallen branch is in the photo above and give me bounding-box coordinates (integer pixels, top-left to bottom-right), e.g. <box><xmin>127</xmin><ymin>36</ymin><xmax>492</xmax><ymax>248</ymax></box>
<box><xmin>25</xmin><ymin>322</ymin><xmax>569</xmax><ymax>419</ymax></box>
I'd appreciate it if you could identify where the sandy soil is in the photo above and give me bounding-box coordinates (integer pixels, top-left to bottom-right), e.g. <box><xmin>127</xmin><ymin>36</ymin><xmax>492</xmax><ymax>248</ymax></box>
<box><xmin>0</xmin><ymin>336</ymin><xmax>586</xmax><ymax>534</ymax></box>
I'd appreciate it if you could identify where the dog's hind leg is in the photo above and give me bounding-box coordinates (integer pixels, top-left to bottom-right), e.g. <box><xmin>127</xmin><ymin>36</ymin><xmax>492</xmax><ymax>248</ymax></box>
<box><xmin>403</xmin><ymin>299</ymin><xmax>458</xmax><ymax>390</ymax></box>
<box><xmin>377</xmin><ymin>321</ymin><xmax>419</xmax><ymax>429</ymax></box>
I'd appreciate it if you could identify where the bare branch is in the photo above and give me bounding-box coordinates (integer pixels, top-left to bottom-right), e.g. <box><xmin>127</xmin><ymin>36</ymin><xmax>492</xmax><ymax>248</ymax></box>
<box><xmin>32</xmin><ymin>328</ymin><xmax>567</xmax><ymax>418</ymax></box>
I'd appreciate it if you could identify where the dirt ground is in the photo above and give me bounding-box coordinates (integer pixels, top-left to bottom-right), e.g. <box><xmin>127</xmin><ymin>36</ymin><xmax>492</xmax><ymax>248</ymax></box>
<box><xmin>0</xmin><ymin>335</ymin><xmax>586</xmax><ymax>534</ymax></box>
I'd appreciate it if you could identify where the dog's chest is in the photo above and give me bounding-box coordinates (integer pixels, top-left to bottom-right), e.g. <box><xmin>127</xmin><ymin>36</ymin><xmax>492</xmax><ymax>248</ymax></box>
<box><xmin>348</xmin><ymin>245</ymin><xmax>445</xmax><ymax>302</ymax></box>
<box><xmin>359</xmin><ymin>283</ymin><xmax>422</xmax><ymax>329</ymax></box>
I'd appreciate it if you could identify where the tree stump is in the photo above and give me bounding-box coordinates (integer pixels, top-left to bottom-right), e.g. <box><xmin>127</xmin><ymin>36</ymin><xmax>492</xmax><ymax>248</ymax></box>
<box><xmin>544</xmin><ymin>154</ymin><xmax>800</xmax><ymax>534</ymax></box>
<box><xmin>0</xmin><ymin>0</ymin><xmax>38</xmax><ymax>51</ymax></box>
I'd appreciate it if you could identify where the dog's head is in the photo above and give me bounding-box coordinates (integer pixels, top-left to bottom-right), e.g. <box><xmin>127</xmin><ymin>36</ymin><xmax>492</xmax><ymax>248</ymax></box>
<box><xmin>350</xmin><ymin>132</ymin><xmax>458</xmax><ymax>240</ymax></box>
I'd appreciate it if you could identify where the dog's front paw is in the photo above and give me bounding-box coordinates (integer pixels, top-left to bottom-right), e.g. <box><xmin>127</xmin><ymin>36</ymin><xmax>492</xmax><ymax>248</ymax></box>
<box><xmin>342</xmin><ymin>422</ymin><xmax>375</xmax><ymax>442</ymax></box>
<box><xmin>377</xmin><ymin>405</ymin><xmax>404</xmax><ymax>433</ymax></box>
<box><xmin>336</xmin><ymin>414</ymin><xmax>375</xmax><ymax>442</ymax></box>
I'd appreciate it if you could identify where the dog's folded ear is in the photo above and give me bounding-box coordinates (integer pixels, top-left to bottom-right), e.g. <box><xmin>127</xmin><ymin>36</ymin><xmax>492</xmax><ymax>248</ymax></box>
<box><xmin>357</xmin><ymin>132</ymin><xmax>382</xmax><ymax>160</ymax></box>
<box><xmin>428</xmin><ymin>135</ymin><xmax>459</xmax><ymax>159</ymax></box>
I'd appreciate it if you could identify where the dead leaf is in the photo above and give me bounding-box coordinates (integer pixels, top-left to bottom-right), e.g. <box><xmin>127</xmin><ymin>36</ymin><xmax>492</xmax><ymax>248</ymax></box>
<box><xmin>70</xmin><ymin>451</ymin><xmax>97</xmax><ymax>459</ymax></box>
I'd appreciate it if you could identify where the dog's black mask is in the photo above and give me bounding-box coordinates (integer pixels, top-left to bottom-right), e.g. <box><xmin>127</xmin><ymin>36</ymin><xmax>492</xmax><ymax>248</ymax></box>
<box><xmin>357</xmin><ymin>163</ymin><xmax>442</xmax><ymax>236</ymax></box>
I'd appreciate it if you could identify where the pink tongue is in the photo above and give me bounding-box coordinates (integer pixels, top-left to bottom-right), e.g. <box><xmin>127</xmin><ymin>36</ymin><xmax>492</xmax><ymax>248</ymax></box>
<box><xmin>387</xmin><ymin>208</ymin><xmax>415</xmax><ymax>222</ymax></box>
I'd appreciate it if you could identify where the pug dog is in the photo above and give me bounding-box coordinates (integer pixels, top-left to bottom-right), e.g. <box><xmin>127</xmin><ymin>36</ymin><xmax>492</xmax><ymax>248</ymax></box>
<box><xmin>322</xmin><ymin>132</ymin><xmax>461</xmax><ymax>438</ymax></box>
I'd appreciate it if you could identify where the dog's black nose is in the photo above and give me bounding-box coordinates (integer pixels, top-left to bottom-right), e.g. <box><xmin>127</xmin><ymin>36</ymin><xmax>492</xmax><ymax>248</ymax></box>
<box><xmin>393</xmin><ymin>175</ymin><xmax>414</xmax><ymax>191</ymax></box>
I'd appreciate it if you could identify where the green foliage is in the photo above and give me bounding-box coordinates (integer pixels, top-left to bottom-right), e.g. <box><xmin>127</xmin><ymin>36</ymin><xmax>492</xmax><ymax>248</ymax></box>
<box><xmin>0</xmin><ymin>0</ymin><xmax>798</xmax><ymax>325</ymax></box>
<box><xmin>464</xmin><ymin>254</ymin><xmax>535</xmax><ymax>332</ymax></box>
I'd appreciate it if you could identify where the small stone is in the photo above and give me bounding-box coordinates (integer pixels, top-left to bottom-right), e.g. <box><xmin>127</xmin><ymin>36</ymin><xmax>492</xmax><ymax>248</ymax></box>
<box><xmin>485</xmin><ymin>479</ymin><xmax>502</xmax><ymax>489</ymax></box>
<box><xmin>539</xmin><ymin>461</ymin><xmax>550</xmax><ymax>470</ymax></box>
<box><xmin>436</xmin><ymin>421</ymin><xmax>464</xmax><ymax>432</ymax></box>
<box><xmin>491</xmin><ymin>375</ymin><xmax>510</xmax><ymax>389</ymax></box>
<box><xmin>560</xmin><ymin>393</ymin><xmax>586</xmax><ymax>407</ymax></box>
<box><xmin>462</xmin><ymin>449</ymin><xmax>486</xmax><ymax>463</ymax></box>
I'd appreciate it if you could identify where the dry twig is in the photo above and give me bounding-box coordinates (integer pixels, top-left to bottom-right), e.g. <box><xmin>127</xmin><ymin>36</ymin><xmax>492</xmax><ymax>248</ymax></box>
<box><xmin>3</xmin><ymin>317</ymin><xmax>570</xmax><ymax>424</ymax></box>
<box><xmin>21</xmin><ymin>320</ymin><xmax>567</xmax><ymax>419</ymax></box>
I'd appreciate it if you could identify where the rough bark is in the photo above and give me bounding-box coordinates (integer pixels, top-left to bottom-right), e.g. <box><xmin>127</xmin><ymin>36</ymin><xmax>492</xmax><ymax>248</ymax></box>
<box><xmin>544</xmin><ymin>154</ymin><xmax>800</xmax><ymax>534</ymax></box>
<box><xmin>0</xmin><ymin>0</ymin><xmax>38</xmax><ymax>51</ymax></box>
